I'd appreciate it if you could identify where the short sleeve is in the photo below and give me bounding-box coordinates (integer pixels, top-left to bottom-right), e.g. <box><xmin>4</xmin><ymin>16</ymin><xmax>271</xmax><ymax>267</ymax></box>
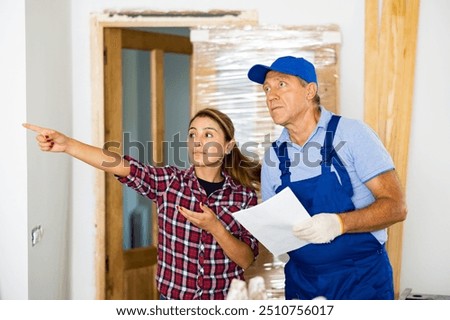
<box><xmin>339</xmin><ymin>119</ymin><xmax>395</xmax><ymax>183</ymax></box>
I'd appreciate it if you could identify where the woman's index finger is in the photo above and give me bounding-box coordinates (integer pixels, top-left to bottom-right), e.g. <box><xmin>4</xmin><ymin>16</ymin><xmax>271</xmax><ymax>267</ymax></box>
<box><xmin>22</xmin><ymin>123</ymin><xmax>41</xmax><ymax>132</ymax></box>
<box><xmin>22</xmin><ymin>123</ymin><xmax>46</xmax><ymax>134</ymax></box>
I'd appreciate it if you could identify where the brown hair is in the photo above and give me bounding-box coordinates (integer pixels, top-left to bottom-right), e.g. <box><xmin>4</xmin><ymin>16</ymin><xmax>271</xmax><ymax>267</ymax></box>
<box><xmin>189</xmin><ymin>108</ymin><xmax>261</xmax><ymax>191</ymax></box>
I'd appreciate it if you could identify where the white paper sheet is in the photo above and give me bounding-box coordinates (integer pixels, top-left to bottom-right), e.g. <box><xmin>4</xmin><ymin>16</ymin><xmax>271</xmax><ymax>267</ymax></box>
<box><xmin>233</xmin><ymin>187</ymin><xmax>311</xmax><ymax>256</ymax></box>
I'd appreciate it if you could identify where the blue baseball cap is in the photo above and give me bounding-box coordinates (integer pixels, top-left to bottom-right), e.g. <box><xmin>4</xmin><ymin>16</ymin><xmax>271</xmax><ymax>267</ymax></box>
<box><xmin>247</xmin><ymin>56</ymin><xmax>317</xmax><ymax>85</ymax></box>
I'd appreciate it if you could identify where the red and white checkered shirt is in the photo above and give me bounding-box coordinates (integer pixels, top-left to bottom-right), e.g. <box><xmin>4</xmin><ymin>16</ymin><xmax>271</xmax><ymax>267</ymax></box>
<box><xmin>117</xmin><ymin>156</ymin><xmax>259</xmax><ymax>300</ymax></box>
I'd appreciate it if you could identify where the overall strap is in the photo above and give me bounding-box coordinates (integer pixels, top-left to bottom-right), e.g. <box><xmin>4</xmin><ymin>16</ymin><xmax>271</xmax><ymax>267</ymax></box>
<box><xmin>320</xmin><ymin>115</ymin><xmax>354</xmax><ymax>197</ymax></box>
<box><xmin>272</xmin><ymin>141</ymin><xmax>291</xmax><ymax>186</ymax></box>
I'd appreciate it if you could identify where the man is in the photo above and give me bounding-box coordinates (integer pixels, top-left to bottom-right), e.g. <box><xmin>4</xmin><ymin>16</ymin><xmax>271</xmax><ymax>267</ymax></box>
<box><xmin>247</xmin><ymin>56</ymin><xmax>407</xmax><ymax>300</ymax></box>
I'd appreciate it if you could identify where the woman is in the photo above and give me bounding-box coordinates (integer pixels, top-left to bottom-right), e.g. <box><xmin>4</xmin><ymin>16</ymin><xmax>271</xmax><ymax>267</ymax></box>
<box><xmin>23</xmin><ymin>108</ymin><xmax>261</xmax><ymax>300</ymax></box>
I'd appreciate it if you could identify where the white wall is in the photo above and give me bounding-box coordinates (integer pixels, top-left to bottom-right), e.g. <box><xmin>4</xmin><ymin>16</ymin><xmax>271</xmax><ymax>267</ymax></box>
<box><xmin>0</xmin><ymin>0</ymin><xmax>29</xmax><ymax>299</ymax></box>
<box><xmin>401</xmin><ymin>0</ymin><xmax>450</xmax><ymax>295</ymax></box>
<box><xmin>2</xmin><ymin>0</ymin><xmax>449</xmax><ymax>299</ymax></box>
<box><xmin>25</xmin><ymin>0</ymin><xmax>72</xmax><ymax>299</ymax></box>
<box><xmin>0</xmin><ymin>0</ymin><xmax>72</xmax><ymax>300</ymax></box>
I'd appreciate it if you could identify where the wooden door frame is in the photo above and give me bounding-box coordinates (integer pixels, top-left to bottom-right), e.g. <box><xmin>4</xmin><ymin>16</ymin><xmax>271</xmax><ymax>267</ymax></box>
<box><xmin>90</xmin><ymin>10</ymin><xmax>258</xmax><ymax>299</ymax></box>
<box><xmin>103</xmin><ymin>28</ymin><xmax>193</xmax><ymax>299</ymax></box>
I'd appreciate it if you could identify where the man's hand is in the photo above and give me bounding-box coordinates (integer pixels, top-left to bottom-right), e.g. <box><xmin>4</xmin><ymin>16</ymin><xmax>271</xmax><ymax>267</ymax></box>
<box><xmin>293</xmin><ymin>213</ymin><xmax>343</xmax><ymax>244</ymax></box>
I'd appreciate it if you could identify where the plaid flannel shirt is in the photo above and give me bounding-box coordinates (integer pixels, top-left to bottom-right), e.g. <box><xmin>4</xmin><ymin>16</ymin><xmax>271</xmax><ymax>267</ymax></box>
<box><xmin>117</xmin><ymin>156</ymin><xmax>259</xmax><ymax>299</ymax></box>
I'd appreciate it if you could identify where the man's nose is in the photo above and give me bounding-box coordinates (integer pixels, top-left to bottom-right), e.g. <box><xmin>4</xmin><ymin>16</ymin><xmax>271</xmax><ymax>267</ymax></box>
<box><xmin>267</xmin><ymin>90</ymin><xmax>279</xmax><ymax>101</ymax></box>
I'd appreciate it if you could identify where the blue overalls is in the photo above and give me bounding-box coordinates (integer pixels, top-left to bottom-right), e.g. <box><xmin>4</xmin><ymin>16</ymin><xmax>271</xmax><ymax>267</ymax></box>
<box><xmin>272</xmin><ymin>115</ymin><xmax>394</xmax><ymax>300</ymax></box>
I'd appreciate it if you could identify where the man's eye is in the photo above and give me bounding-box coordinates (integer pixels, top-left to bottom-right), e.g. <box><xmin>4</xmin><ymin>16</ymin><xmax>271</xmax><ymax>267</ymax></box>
<box><xmin>279</xmin><ymin>81</ymin><xmax>286</xmax><ymax>87</ymax></box>
<box><xmin>263</xmin><ymin>86</ymin><xmax>270</xmax><ymax>93</ymax></box>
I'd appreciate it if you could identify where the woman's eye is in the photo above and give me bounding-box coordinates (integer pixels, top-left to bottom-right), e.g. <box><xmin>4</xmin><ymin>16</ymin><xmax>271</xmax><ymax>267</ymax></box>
<box><xmin>188</xmin><ymin>132</ymin><xmax>195</xmax><ymax>138</ymax></box>
<box><xmin>205</xmin><ymin>132</ymin><xmax>213</xmax><ymax>138</ymax></box>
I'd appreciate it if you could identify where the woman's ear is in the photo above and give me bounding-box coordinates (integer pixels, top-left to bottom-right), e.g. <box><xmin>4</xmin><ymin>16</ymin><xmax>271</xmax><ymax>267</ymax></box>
<box><xmin>225</xmin><ymin>139</ymin><xmax>236</xmax><ymax>155</ymax></box>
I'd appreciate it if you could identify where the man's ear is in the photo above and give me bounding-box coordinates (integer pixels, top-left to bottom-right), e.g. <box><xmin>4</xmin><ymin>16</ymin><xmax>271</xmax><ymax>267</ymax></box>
<box><xmin>306</xmin><ymin>82</ymin><xmax>318</xmax><ymax>99</ymax></box>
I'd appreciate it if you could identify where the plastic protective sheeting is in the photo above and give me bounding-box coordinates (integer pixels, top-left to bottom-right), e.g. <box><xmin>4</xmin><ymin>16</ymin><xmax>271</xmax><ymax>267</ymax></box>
<box><xmin>191</xmin><ymin>25</ymin><xmax>341</xmax><ymax>163</ymax></box>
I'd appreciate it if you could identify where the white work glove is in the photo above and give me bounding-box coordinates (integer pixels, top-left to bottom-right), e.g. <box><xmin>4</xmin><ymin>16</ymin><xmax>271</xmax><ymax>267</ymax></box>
<box><xmin>293</xmin><ymin>213</ymin><xmax>343</xmax><ymax>244</ymax></box>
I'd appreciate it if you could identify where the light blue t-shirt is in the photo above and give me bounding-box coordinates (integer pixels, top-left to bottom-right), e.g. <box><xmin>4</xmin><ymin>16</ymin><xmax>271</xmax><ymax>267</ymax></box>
<box><xmin>261</xmin><ymin>107</ymin><xmax>395</xmax><ymax>244</ymax></box>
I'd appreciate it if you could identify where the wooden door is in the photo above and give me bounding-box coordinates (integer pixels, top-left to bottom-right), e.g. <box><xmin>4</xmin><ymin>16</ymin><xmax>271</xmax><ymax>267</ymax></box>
<box><xmin>103</xmin><ymin>28</ymin><xmax>192</xmax><ymax>299</ymax></box>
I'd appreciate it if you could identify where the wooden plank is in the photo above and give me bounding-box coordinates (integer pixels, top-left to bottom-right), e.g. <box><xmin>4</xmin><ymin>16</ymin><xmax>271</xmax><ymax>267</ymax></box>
<box><xmin>150</xmin><ymin>49</ymin><xmax>165</xmax><ymax>300</ymax></box>
<box><xmin>104</xmin><ymin>28</ymin><xmax>125</xmax><ymax>300</ymax></box>
<box><xmin>364</xmin><ymin>0</ymin><xmax>380</xmax><ymax>132</ymax></box>
<box><xmin>121</xmin><ymin>29</ymin><xmax>192</xmax><ymax>54</ymax></box>
<box><xmin>92</xmin><ymin>10</ymin><xmax>258</xmax><ymax>28</ymax></box>
<box><xmin>124</xmin><ymin>265</ymin><xmax>158</xmax><ymax>300</ymax></box>
<box><xmin>364</xmin><ymin>0</ymin><xmax>420</xmax><ymax>298</ymax></box>
<box><xmin>150</xmin><ymin>50</ymin><xmax>165</xmax><ymax>166</ymax></box>
<box><xmin>383</xmin><ymin>0</ymin><xmax>420</xmax><ymax>299</ymax></box>
<box><xmin>376</xmin><ymin>0</ymin><xmax>396</xmax><ymax>143</ymax></box>
<box><xmin>123</xmin><ymin>247</ymin><xmax>158</xmax><ymax>270</ymax></box>
<box><xmin>91</xmin><ymin>16</ymin><xmax>107</xmax><ymax>300</ymax></box>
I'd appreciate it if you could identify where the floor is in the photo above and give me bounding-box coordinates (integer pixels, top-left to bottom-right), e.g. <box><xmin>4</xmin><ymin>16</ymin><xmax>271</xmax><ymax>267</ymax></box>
<box><xmin>244</xmin><ymin>244</ymin><xmax>286</xmax><ymax>299</ymax></box>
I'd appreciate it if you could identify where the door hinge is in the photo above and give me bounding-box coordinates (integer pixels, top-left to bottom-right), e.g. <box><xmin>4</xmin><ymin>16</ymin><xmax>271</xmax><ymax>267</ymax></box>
<box><xmin>103</xmin><ymin>49</ymin><xmax>107</xmax><ymax>65</ymax></box>
<box><xmin>105</xmin><ymin>255</ymin><xmax>109</xmax><ymax>273</ymax></box>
